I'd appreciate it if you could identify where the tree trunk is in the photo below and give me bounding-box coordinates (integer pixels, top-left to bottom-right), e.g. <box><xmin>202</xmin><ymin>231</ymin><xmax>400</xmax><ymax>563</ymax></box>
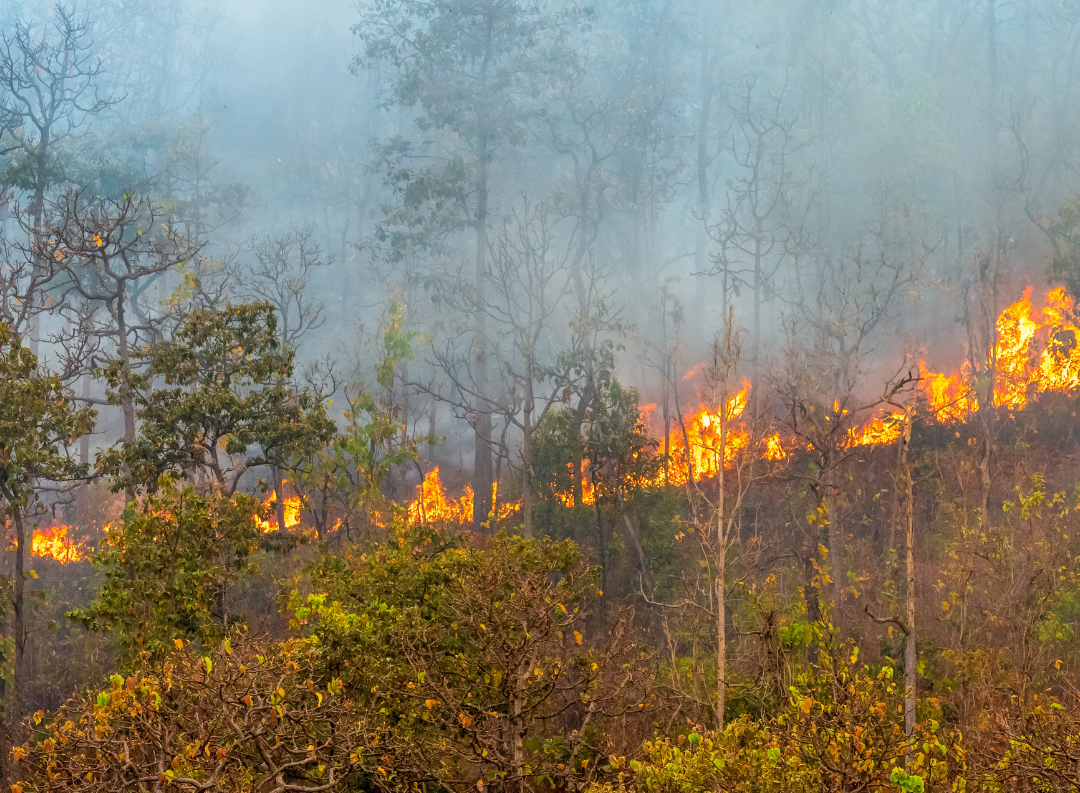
<box><xmin>273</xmin><ymin>465</ymin><xmax>287</xmax><ymax>535</ymax></box>
<box><xmin>902</xmin><ymin>413</ymin><xmax>917</xmax><ymax>750</ymax></box>
<box><xmin>521</xmin><ymin>376</ymin><xmax>533</xmax><ymax>538</ymax></box>
<box><xmin>78</xmin><ymin>374</ymin><xmax>91</xmax><ymax>526</ymax></box>
<box><xmin>717</xmin><ymin>390</ymin><xmax>727</xmax><ymax>727</ymax></box>
<box><xmin>28</xmin><ymin>131</ymin><xmax>50</xmax><ymax>356</ymax></box>
<box><xmin>116</xmin><ymin>299</ymin><xmax>136</xmax><ymax>444</ymax></box>
<box><xmin>716</xmin><ymin>545</ymin><xmax>726</xmax><ymax>728</ymax></box>
<box><xmin>694</xmin><ymin>23</ymin><xmax>713</xmax><ymax>342</ymax></box>
<box><xmin>472</xmin><ymin>155</ymin><xmax>493</xmax><ymax>530</ymax></box>
<box><xmin>11</xmin><ymin>502</ymin><xmax>26</xmax><ymax>715</ymax></box>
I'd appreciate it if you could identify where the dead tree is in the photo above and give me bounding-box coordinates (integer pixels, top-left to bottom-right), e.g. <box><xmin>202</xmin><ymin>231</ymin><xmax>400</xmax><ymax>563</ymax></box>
<box><xmin>417</xmin><ymin>201</ymin><xmax>580</xmax><ymax>537</ymax></box>
<box><xmin>0</xmin><ymin>4</ymin><xmax>113</xmax><ymax>348</ymax></box>
<box><xmin>45</xmin><ymin>192</ymin><xmax>199</xmax><ymax>443</ymax></box>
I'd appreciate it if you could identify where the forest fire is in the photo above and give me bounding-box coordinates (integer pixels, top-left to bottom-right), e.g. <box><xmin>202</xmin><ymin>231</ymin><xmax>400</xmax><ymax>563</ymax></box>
<box><xmin>256</xmin><ymin>491</ymin><xmax>303</xmax><ymax>532</ymax></box>
<box><xmin>31</xmin><ymin>288</ymin><xmax>1080</xmax><ymax>545</ymax></box>
<box><xmin>406</xmin><ymin>468</ymin><xmax>522</xmax><ymax>526</ymax></box>
<box><xmin>649</xmin><ymin>286</ymin><xmax>1080</xmax><ymax>486</ymax></box>
<box><xmin>919</xmin><ymin>286</ymin><xmax>1080</xmax><ymax>420</ymax></box>
<box><xmin>29</xmin><ymin>525</ymin><xmax>86</xmax><ymax>563</ymax></box>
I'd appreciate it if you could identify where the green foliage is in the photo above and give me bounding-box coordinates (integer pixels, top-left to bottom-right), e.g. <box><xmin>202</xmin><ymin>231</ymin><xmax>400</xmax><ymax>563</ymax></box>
<box><xmin>99</xmin><ymin>302</ymin><xmax>334</xmax><ymax>494</ymax></box>
<box><xmin>593</xmin><ymin>644</ymin><xmax>961</xmax><ymax>793</ymax></box>
<box><xmin>585</xmin><ymin>376</ymin><xmax>660</xmax><ymax>502</ymax></box>
<box><xmin>68</xmin><ymin>479</ymin><xmax>279</xmax><ymax>658</ymax></box>
<box><xmin>18</xmin><ymin>636</ymin><xmax>371</xmax><ymax>793</ymax></box>
<box><xmin>292</xmin><ymin>527</ymin><xmax>648</xmax><ymax>790</ymax></box>
<box><xmin>0</xmin><ymin>322</ymin><xmax>95</xmax><ymax>510</ymax></box>
<box><xmin>293</xmin><ymin>300</ymin><xmax>422</xmax><ymax>530</ymax></box>
<box><xmin>1046</xmin><ymin>195</ymin><xmax>1080</xmax><ymax>298</ymax></box>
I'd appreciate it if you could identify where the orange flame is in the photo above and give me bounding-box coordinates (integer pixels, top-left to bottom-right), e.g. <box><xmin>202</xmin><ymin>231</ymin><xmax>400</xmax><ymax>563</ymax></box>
<box><xmin>406</xmin><ymin>468</ymin><xmax>522</xmax><ymax>526</ymax></box>
<box><xmin>846</xmin><ymin>413</ymin><xmax>905</xmax><ymax>447</ymax></box>
<box><xmin>919</xmin><ymin>286</ymin><xmax>1080</xmax><ymax>420</ymax></box>
<box><xmin>30</xmin><ymin>525</ymin><xmax>85</xmax><ymax>562</ymax></box>
<box><xmin>256</xmin><ymin>491</ymin><xmax>303</xmax><ymax>532</ymax></box>
<box><xmin>658</xmin><ymin>380</ymin><xmax>759</xmax><ymax>486</ymax></box>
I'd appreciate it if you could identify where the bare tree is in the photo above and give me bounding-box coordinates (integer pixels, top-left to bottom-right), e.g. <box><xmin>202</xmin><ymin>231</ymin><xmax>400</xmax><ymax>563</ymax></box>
<box><xmin>706</xmin><ymin>76</ymin><xmax>805</xmax><ymax>368</ymax></box>
<box><xmin>774</xmin><ymin>207</ymin><xmax>929</xmax><ymax>645</ymax></box>
<box><xmin>243</xmin><ymin>226</ymin><xmax>331</xmax><ymax>354</ymax></box>
<box><xmin>0</xmin><ymin>5</ymin><xmax>113</xmax><ymax>348</ymax></box>
<box><xmin>646</xmin><ymin>309</ymin><xmax>774</xmax><ymax>727</ymax></box>
<box><xmin>45</xmin><ymin>191</ymin><xmax>200</xmax><ymax>443</ymax></box>
<box><xmin>240</xmin><ymin>225</ymin><xmax>332</xmax><ymax>533</ymax></box>
<box><xmin>419</xmin><ymin>201</ymin><xmax>579</xmax><ymax>537</ymax></box>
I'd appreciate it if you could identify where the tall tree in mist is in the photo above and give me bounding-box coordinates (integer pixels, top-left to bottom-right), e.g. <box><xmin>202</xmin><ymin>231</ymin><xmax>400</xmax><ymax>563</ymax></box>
<box><xmin>706</xmin><ymin>77</ymin><xmax>803</xmax><ymax>369</ymax></box>
<box><xmin>0</xmin><ymin>5</ymin><xmax>112</xmax><ymax>347</ymax></box>
<box><xmin>46</xmin><ymin>193</ymin><xmax>199</xmax><ymax>444</ymax></box>
<box><xmin>353</xmin><ymin>0</ymin><xmax>588</xmax><ymax>528</ymax></box>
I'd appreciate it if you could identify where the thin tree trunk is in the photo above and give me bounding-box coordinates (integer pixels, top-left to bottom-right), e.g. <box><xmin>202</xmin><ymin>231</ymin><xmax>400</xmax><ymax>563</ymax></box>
<box><xmin>716</xmin><ymin>545</ymin><xmax>726</xmax><ymax>728</ymax></box>
<box><xmin>116</xmin><ymin>299</ymin><xmax>136</xmax><ymax>444</ymax></box>
<box><xmin>11</xmin><ymin>501</ymin><xmax>26</xmax><ymax>716</ymax></box>
<box><xmin>273</xmin><ymin>465</ymin><xmax>287</xmax><ymax>535</ymax></box>
<box><xmin>28</xmin><ymin>133</ymin><xmax>50</xmax><ymax>356</ymax></box>
<box><xmin>78</xmin><ymin>374</ymin><xmax>90</xmax><ymax>526</ymax></box>
<box><xmin>716</xmin><ymin>377</ymin><xmax>727</xmax><ymax>727</ymax></box>
<box><xmin>694</xmin><ymin>22</ymin><xmax>713</xmax><ymax>342</ymax></box>
<box><xmin>521</xmin><ymin>373</ymin><xmax>533</xmax><ymax>538</ymax></box>
<box><xmin>902</xmin><ymin>412</ymin><xmax>917</xmax><ymax>749</ymax></box>
<box><xmin>472</xmin><ymin>155</ymin><xmax>493</xmax><ymax>530</ymax></box>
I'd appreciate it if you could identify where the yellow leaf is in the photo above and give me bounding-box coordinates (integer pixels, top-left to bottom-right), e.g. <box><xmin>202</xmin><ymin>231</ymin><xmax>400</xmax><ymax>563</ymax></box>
<box><xmin>574</xmin><ymin>631</ymin><xmax>582</xmax><ymax>645</ymax></box>
<box><xmin>459</xmin><ymin>712</ymin><xmax>472</xmax><ymax>728</ymax></box>
<box><xmin>425</xmin><ymin>699</ymin><xmax>438</xmax><ymax>709</ymax></box>
<box><xmin>174</xmin><ymin>638</ymin><xmax>184</xmax><ymax>650</ymax></box>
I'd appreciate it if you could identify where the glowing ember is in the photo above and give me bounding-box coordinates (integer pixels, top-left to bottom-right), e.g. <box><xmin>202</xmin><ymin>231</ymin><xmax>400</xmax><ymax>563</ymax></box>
<box><xmin>919</xmin><ymin>360</ymin><xmax>979</xmax><ymax>422</ymax></box>
<box><xmin>407</xmin><ymin>468</ymin><xmax>472</xmax><ymax>524</ymax></box>
<box><xmin>658</xmin><ymin>380</ymin><xmax>758</xmax><ymax>486</ymax></box>
<box><xmin>846</xmin><ymin>413</ymin><xmax>905</xmax><ymax>448</ymax></box>
<box><xmin>762</xmin><ymin>432</ymin><xmax>787</xmax><ymax>461</ymax></box>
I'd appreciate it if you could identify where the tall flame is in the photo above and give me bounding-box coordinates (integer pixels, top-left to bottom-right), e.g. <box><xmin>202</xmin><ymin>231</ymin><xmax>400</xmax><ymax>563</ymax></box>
<box><xmin>30</xmin><ymin>525</ymin><xmax>85</xmax><ymax>563</ymax></box>
<box><xmin>39</xmin><ymin>285</ymin><xmax>1080</xmax><ymax>554</ymax></box>
<box><xmin>256</xmin><ymin>491</ymin><xmax>303</xmax><ymax>532</ymax></box>
<box><xmin>920</xmin><ymin>286</ymin><xmax>1080</xmax><ymax>420</ymax></box>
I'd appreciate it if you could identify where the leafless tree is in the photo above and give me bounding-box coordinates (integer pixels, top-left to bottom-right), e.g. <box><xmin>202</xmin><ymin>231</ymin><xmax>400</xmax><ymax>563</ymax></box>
<box><xmin>45</xmin><ymin>191</ymin><xmax>200</xmax><ymax>442</ymax></box>
<box><xmin>239</xmin><ymin>225</ymin><xmax>332</xmax><ymax>532</ymax></box>
<box><xmin>0</xmin><ymin>5</ymin><xmax>114</xmax><ymax>348</ymax></box>
<box><xmin>417</xmin><ymin>200</ymin><xmax>587</xmax><ymax>536</ymax></box>
<box><xmin>706</xmin><ymin>76</ymin><xmax>806</xmax><ymax>368</ymax></box>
